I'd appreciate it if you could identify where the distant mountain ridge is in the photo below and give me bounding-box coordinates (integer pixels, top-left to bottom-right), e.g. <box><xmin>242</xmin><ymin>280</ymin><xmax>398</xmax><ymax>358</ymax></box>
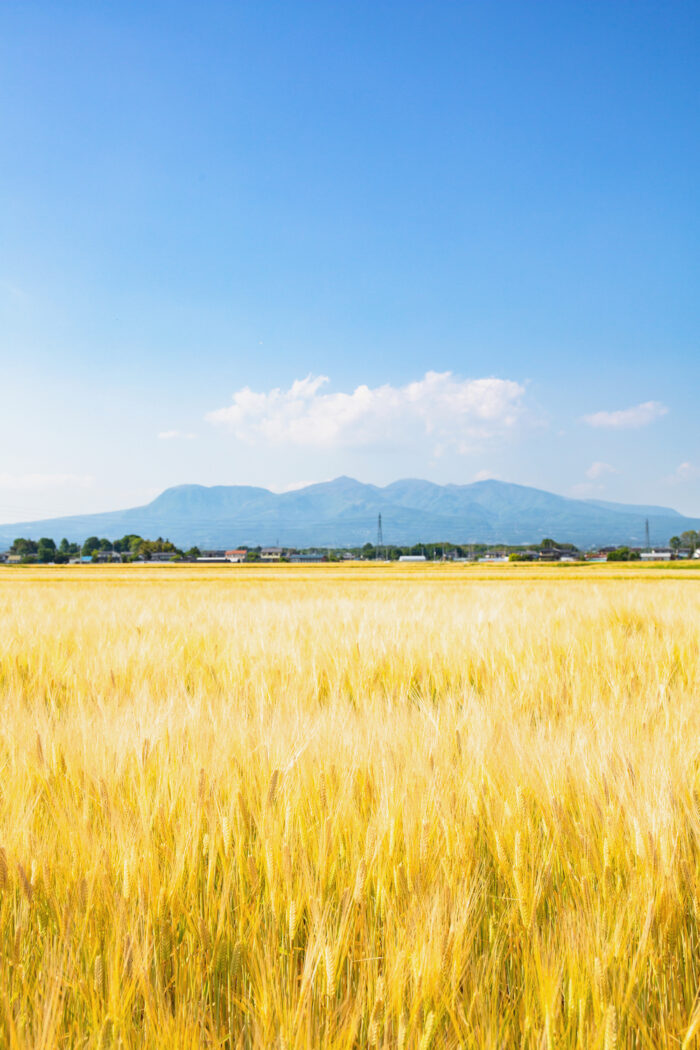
<box><xmin>0</xmin><ymin>477</ymin><xmax>697</xmax><ymax>549</ymax></box>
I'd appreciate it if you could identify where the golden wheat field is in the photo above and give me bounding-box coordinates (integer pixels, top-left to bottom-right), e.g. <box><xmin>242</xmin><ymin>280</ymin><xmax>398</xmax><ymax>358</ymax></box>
<box><xmin>1</xmin><ymin>563</ymin><xmax>700</xmax><ymax>1049</ymax></box>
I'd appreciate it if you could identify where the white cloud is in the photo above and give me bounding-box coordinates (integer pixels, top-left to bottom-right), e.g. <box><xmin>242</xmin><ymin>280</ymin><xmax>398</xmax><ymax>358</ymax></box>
<box><xmin>667</xmin><ymin>462</ymin><xmax>700</xmax><ymax>484</ymax></box>
<box><xmin>206</xmin><ymin>371</ymin><xmax>526</xmax><ymax>454</ymax></box>
<box><xmin>0</xmin><ymin>473</ymin><xmax>94</xmax><ymax>491</ymax></box>
<box><xmin>582</xmin><ymin>401</ymin><xmax>668</xmax><ymax>429</ymax></box>
<box><xmin>158</xmin><ymin>430</ymin><xmax>196</xmax><ymax>440</ymax></box>
<box><xmin>571</xmin><ymin>461</ymin><xmax>620</xmax><ymax>498</ymax></box>
<box><xmin>473</xmin><ymin>469</ymin><xmax>501</xmax><ymax>482</ymax></box>
<box><xmin>585</xmin><ymin>461</ymin><xmax>618</xmax><ymax>480</ymax></box>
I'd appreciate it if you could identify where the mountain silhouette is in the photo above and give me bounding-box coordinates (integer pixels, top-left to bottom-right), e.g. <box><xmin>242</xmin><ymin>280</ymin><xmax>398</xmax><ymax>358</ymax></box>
<box><xmin>1</xmin><ymin>476</ymin><xmax>697</xmax><ymax>548</ymax></box>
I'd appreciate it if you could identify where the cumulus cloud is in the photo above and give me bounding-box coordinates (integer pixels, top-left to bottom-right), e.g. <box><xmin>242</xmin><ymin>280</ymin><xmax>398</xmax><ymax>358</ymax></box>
<box><xmin>0</xmin><ymin>473</ymin><xmax>93</xmax><ymax>490</ymax></box>
<box><xmin>667</xmin><ymin>462</ymin><xmax>700</xmax><ymax>484</ymax></box>
<box><xmin>582</xmin><ymin>401</ymin><xmax>668</xmax><ymax>429</ymax></box>
<box><xmin>158</xmin><ymin>430</ymin><xmax>196</xmax><ymax>440</ymax></box>
<box><xmin>571</xmin><ymin>461</ymin><xmax>620</xmax><ymax>498</ymax></box>
<box><xmin>585</xmin><ymin>461</ymin><xmax>618</xmax><ymax>480</ymax></box>
<box><xmin>206</xmin><ymin>371</ymin><xmax>526</xmax><ymax>453</ymax></box>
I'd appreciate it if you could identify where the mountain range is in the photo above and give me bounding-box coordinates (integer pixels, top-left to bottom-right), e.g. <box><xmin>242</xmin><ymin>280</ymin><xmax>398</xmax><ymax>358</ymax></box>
<box><xmin>1</xmin><ymin>477</ymin><xmax>697</xmax><ymax>549</ymax></box>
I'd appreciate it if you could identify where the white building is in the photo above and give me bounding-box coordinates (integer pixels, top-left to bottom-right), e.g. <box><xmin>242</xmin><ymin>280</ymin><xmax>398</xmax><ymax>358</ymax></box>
<box><xmin>261</xmin><ymin>547</ymin><xmax>284</xmax><ymax>561</ymax></box>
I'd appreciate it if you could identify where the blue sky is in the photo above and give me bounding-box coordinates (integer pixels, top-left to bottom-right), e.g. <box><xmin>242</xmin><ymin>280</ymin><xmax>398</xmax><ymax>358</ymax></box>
<box><xmin>1</xmin><ymin>1</ymin><xmax>698</xmax><ymax>522</ymax></box>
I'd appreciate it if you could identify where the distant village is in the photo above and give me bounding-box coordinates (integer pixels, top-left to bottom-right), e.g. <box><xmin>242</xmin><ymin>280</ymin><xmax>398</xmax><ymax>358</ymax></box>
<box><xmin>2</xmin><ymin>530</ymin><xmax>699</xmax><ymax>564</ymax></box>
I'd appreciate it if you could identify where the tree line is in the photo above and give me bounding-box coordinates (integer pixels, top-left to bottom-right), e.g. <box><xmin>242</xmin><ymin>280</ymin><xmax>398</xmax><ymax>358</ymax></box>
<box><xmin>8</xmin><ymin>535</ymin><xmax>200</xmax><ymax>563</ymax></box>
<box><xmin>669</xmin><ymin>530</ymin><xmax>699</xmax><ymax>551</ymax></box>
<box><xmin>7</xmin><ymin>531</ymin><xmax>695</xmax><ymax>564</ymax></box>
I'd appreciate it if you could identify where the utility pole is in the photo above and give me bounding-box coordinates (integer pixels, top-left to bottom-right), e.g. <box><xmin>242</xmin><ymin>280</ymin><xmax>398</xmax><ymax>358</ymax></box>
<box><xmin>376</xmin><ymin>514</ymin><xmax>384</xmax><ymax>562</ymax></box>
<box><xmin>645</xmin><ymin>518</ymin><xmax>651</xmax><ymax>551</ymax></box>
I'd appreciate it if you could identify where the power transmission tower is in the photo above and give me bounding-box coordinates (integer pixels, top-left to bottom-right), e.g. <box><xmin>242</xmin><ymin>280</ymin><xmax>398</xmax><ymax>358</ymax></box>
<box><xmin>376</xmin><ymin>513</ymin><xmax>384</xmax><ymax>562</ymax></box>
<box><xmin>645</xmin><ymin>518</ymin><xmax>650</xmax><ymax>551</ymax></box>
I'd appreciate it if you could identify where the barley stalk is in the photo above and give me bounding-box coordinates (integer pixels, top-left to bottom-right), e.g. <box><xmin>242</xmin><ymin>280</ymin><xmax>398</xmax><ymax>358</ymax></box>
<box><xmin>2</xmin><ymin>564</ymin><xmax>698</xmax><ymax>1046</ymax></box>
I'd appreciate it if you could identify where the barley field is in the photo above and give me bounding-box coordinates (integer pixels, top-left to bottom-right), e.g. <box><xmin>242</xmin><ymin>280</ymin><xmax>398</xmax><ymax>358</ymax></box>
<box><xmin>1</xmin><ymin>564</ymin><xmax>700</xmax><ymax>1048</ymax></box>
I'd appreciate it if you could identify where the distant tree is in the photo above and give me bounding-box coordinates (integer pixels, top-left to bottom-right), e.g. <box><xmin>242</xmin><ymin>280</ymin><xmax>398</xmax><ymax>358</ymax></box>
<box><xmin>10</xmin><ymin>538</ymin><xmax>38</xmax><ymax>555</ymax></box>
<box><xmin>37</xmin><ymin>538</ymin><xmax>56</xmax><ymax>563</ymax></box>
<box><xmin>135</xmin><ymin>538</ymin><xmax>179</xmax><ymax>558</ymax></box>
<box><xmin>82</xmin><ymin>536</ymin><xmax>100</xmax><ymax>556</ymax></box>
<box><xmin>680</xmin><ymin>530</ymin><xmax>699</xmax><ymax>551</ymax></box>
<box><xmin>670</xmin><ymin>536</ymin><xmax>682</xmax><ymax>550</ymax></box>
<box><xmin>185</xmin><ymin>546</ymin><xmax>201</xmax><ymax>559</ymax></box>
<box><xmin>59</xmin><ymin>538</ymin><xmax>71</xmax><ymax>555</ymax></box>
<box><xmin>113</xmin><ymin>535</ymin><xmax>143</xmax><ymax>553</ymax></box>
<box><xmin>607</xmin><ymin>547</ymin><xmax>641</xmax><ymax>562</ymax></box>
<box><xmin>541</xmin><ymin>538</ymin><xmax>556</xmax><ymax>550</ymax></box>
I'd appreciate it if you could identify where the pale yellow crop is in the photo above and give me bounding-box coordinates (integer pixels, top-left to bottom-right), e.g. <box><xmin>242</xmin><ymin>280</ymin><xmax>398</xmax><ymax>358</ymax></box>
<box><xmin>0</xmin><ymin>563</ymin><xmax>698</xmax><ymax>1047</ymax></box>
